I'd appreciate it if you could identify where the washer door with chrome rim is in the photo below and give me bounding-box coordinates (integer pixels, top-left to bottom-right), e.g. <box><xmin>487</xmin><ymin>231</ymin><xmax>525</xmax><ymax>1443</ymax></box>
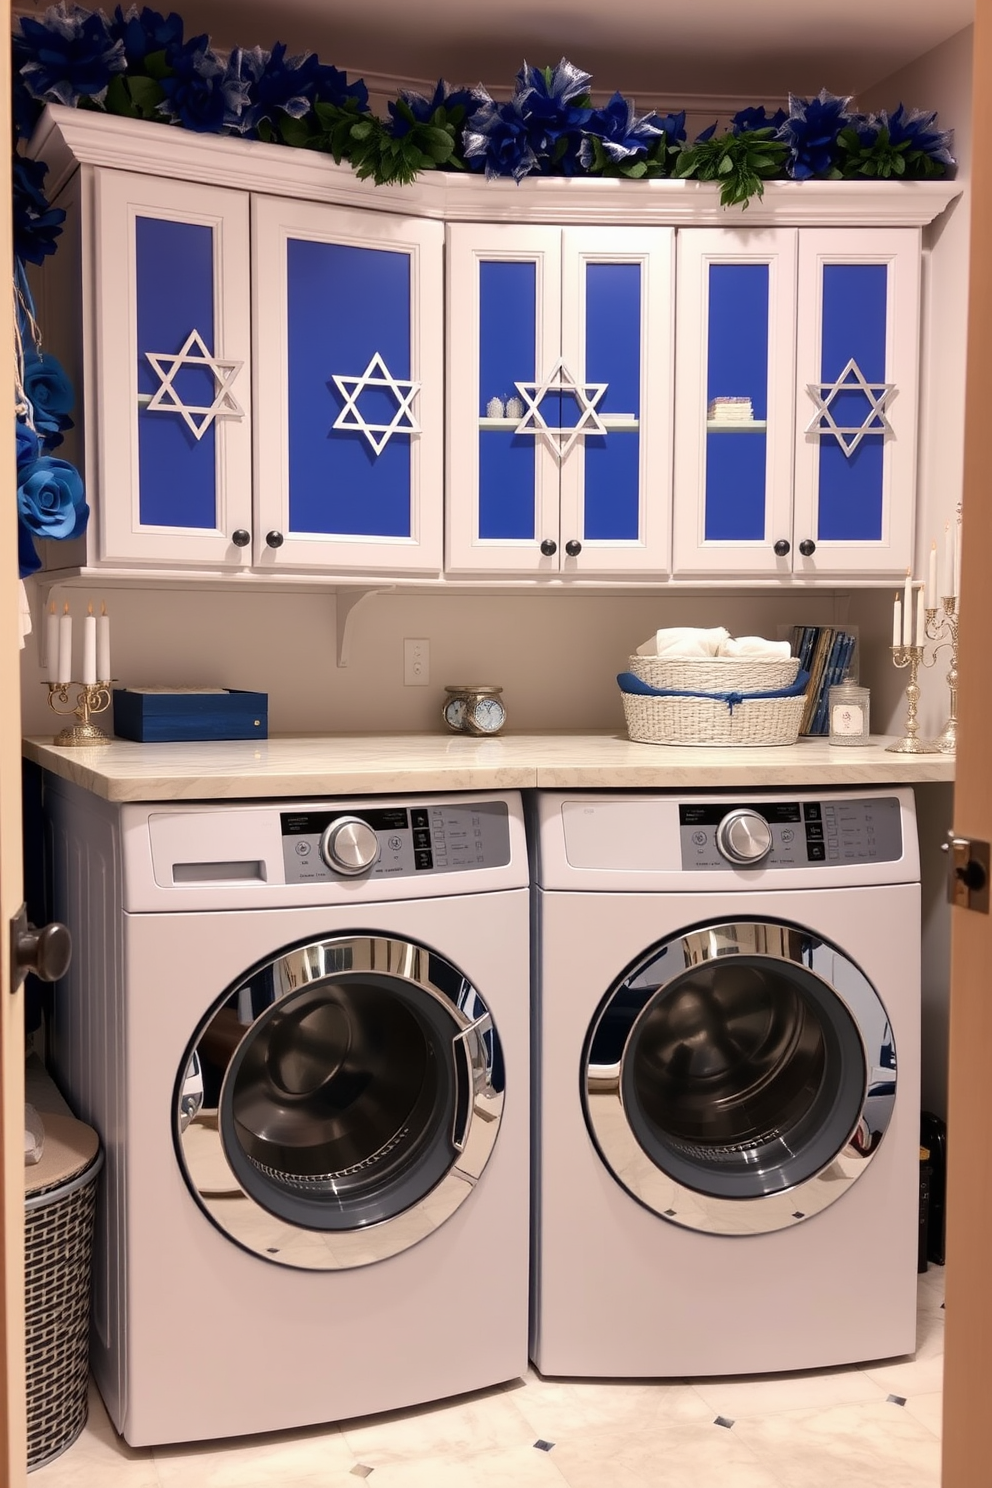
<box><xmin>175</xmin><ymin>934</ymin><xmax>504</xmax><ymax>1269</ymax></box>
<box><xmin>583</xmin><ymin>919</ymin><xmax>896</xmax><ymax>1235</ymax></box>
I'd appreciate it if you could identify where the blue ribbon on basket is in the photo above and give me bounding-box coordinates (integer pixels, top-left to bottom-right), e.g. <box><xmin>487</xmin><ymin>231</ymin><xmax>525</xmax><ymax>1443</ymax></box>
<box><xmin>616</xmin><ymin>669</ymin><xmax>810</xmax><ymax>715</ymax></box>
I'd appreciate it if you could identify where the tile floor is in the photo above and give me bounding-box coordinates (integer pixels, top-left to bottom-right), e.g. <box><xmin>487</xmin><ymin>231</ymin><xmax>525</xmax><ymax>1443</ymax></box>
<box><xmin>35</xmin><ymin>1267</ymin><xmax>945</xmax><ymax>1488</ymax></box>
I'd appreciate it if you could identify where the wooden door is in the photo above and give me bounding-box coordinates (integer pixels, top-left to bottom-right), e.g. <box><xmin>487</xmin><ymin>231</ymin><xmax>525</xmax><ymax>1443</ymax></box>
<box><xmin>941</xmin><ymin>11</ymin><xmax>992</xmax><ymax>1482</ymax></box>
<box><xmin>1</xmin><ymin>0</ymin><xmax>28</xmax><ymax>1475</ymax></box>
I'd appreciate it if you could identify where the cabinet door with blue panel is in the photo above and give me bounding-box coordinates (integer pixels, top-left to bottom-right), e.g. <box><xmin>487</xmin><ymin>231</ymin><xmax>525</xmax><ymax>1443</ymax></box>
<box><xmin>446</xmin><ymin>224</ymin><xmax>674</xmax><ymax>576</ymax></box>
<box><xmin>94</xmin><ymin>170</ymin><xmax>252</xmax><ymax>568</ymax></box>
<box><xmin>793</xmin><ymin>229</ymin><xmax>919</xmax><ymax>578</ymax></box>
<box><xmin>252</xmin><ymin>197</ymin><xmax>443</xmax><ymax>575</ymax></box>
<box><xmin>672</xmin><ymin>229</ymin><xmax>798</xmax><ymax>577</ymax></box>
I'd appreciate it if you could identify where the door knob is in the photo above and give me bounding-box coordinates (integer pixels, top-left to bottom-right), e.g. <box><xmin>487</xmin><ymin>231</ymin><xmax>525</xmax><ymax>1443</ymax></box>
<box><xmin>773</xmin><ymin>539</ymin><xmax>791</xmax><ymax>556</ymax></box>
<box><xmin>231</xmin><ymin>529</ymin><xmax>250</xmax><ymax>548</ymax></box>
<box><xmin>565</xmin><ymin>539</ymin><xmax>582</xmax><ymax>557</ymax></box>
<box><xmin>265</xmin><ymin>530</ymin><xmax>285</xmax><ymax>549</ymax></box>
<box><xmin>799</xmin><ymin>539</ymin><xmax>816</xmax><ymax>557</ymax></box>
<box><xmin>10</xmin><ymin>905</ymin><xmax>72</xmax><ymax>991</ymax></box>
<box><xmin>540</xmin><ymin>539</ymin><xmax>558</xmax><ymax>556</ymax></box>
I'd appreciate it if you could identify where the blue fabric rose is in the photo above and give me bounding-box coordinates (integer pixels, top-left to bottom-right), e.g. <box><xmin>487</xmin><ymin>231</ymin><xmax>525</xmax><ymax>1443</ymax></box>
<box><xmin>18</xmin><ymin>523</ymin><xmax>42</xmax><ymax>580</ymax></box>
<box><xmin>21</xmin><ymin>351</ymin><xmax>75</xmax><ymax>448</ymax></box>
<box><xmin>18</xmin><ymin>3</ymin><xmax>126</xmax><ymax>107</ymax></box>
<box><xmin>17</xmin><ymin>454</ymin><xmax>89</xmax><ymax>541</ymax></box>
<box><xmin>15</xmin><ymin>419</ymin><xmax>41</xmax><ymax>470</ymax></box>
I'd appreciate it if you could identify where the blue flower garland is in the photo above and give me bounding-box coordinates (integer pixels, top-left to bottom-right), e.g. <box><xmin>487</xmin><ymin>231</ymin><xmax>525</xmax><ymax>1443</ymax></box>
<box><xmin>8</xmin><ymin>7</ymin><xmax>956</xmax><ymax>575</ymax></box>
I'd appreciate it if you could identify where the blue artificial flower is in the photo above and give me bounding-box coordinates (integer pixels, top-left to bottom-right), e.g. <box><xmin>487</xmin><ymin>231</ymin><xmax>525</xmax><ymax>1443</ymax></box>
<box><xmin>156</xmin><ymin>33</ymin><xmax>239</xmax><ymax>133</ymax></box>
<box><xmin>464</xmin><ymin>57</ymin><xmax>594</xmax><ymax>179</ymax></box>
<box><xmin>463</xmin><ymin>92</ymin><xmax>541</xmax><ymax>180</ymax></box>
<box><xmin>11</xmin><ymin>34</ymin><xmax>45</xmax><ymax>140</ymax></box>
<box><xmin>15</xmin><ymin>419</ymin><xmax>41</xmax><ymax>471</ymax></box>
<box><xmin>18</xmin><ymin>3</ymin><xmax>126</xmax><ymax>107</ymax></box>
<box><xmin>109</xmin><ymin>5</ymin><xmax>184</xmax><ymax>70</ymax></box>
<box><xmin>397</xmin><ymin>78</ymin><xmax>484</xmax><ymax>126</ymax></box>
<box><xmin>731</xmin><ymin>105</ymin><xmax>788</xmax><ymax>134</ymax></box>
<box><xmin>780</xmin><ymin>89</ymin><xmax>853</xmax><ymax>180</ymax></box>
<box><xmin>310</xmin><ymin>61</ymin><xmax>369</xmax><ymax>112</ymax></box>
<box><xmin>225</xmin><ymin>42</ymin><xmax>317</xmax><ymax>137</ymax></box>
<box><xmin>21</xmin><ymin>350</ymin><xmax>75</xmax><ymax>448</ymax></box>
<box><xmin>12</xmin><ymin>158</ymin><xmax>66</xmax><ymax>266</ymax></box>
<box><xmin>17</xmin><ymin>453</ymin><xmax>88</xmax><ymax>542</ymax></box>
<box><xmin>578</xmin><ymin>92</ymin><xmax>664</xmax><ymax>167</ymax></box>
<box><xmin>881</xmin><ymin>103</ymin><xmax>955</xmax><ymax>167</ymax></box>
<box><xmin>653</xmin><ymin>110</ymin><xmax>688</xmax><ymax>147</ymax></box>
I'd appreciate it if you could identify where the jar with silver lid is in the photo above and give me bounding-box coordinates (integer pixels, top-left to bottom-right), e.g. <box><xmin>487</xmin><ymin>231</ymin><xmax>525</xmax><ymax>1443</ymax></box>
<box><xmin>828</xmin><ymin>681</ymin><xmax>870</xmax><ymax>746</ymax></box>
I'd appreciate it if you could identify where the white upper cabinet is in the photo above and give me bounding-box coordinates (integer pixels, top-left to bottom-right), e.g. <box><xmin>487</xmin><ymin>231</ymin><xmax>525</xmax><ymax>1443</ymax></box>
<box><xmin>93</xmin><ymin>169</ymin><xmax>253</xmax><ymax>568</ymax></box>
<box><xmin>446</xmin><ymin>223</ymin><xmax>674</xmax><ymax>577</ymax></box>
<box><xmin>673</xmin><ymin>226</ymin><xmax>920</xmax><ymax>580</ymax></box>
<box><xmin>252</xmin><ymin>197</ymin><xmax>443</xmax><ymax>575</ymax></box>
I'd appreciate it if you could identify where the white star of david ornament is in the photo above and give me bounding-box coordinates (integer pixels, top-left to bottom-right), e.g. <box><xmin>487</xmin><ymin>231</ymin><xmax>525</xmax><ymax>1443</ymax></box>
<box><xmin>512</xmin><ymin>358</ymin><xmax>608</xmax><ymax>460</ymax></box>
<box><xmin>331</xmin><ymin>352</ymin><xmax>421</xmax><ymax>456</ymax></box>
<box><xmin>805</xmin><ymin>357</ymin><xmax>895</xmax><ymax>457</ymax></box>
<box><xmin>145</xmin><ymin>329</ymin><xmax>244</xmax><ymax>441</ymax></box>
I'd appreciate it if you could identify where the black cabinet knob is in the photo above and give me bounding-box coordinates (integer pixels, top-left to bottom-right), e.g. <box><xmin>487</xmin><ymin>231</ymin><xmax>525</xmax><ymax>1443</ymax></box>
<box><xmin>265</xmin><ymin>530</ymin><xmax>285</xmax><ymax>549</ymax></box>
<box><xmin>11</xmin><ymin>911</ymin><xmax>71</xmax><ymax>985</ymax></box>
<box><xmin>540</xmin><ymin>539</ymin><xmax>558</xmax><ymax>556</ymax></box>
<box><xmin>773</xmin><ymin>539</ymin><xmax>791</xmax><ymax>557</ymax></box>
<box><xmin>565</xmin><ymin>539</ymin><xmax>582</xmax><ymax>557</ymax></box>
<box><xmin>799</xmin><ymin>539</ymin><xmax>816</xmax><ymax>557</ymax></box>
<box><xmin>231</xmin><ymin>529</ymin><xmax>250</xmax><ymax>548</ymax></box>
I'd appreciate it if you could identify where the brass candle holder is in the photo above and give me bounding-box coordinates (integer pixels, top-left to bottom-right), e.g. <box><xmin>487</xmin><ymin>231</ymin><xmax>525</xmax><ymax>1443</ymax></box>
<box><xmin>923</xmin><ymin>594</ymin><xmax>959</xmax><ymax>754</ymax></box>
<box><xmin>46</xmin><ymin>679</ymin><xmax>115</xmax><ymax>746</ymax></box>
<box><xmin>886</xmin><ymin>646</ymin><xmax>941</xmax><ymax>754</ymax></box>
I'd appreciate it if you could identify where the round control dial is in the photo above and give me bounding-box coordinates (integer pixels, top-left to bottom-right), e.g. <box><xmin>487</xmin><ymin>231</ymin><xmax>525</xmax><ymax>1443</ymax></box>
<box><xmin>319</xmin><ymin>816</ymin><xmax>380</xmax><ymax>876</ymax></box>
<box><xmin>715</xmin><ymin>809</ymin><xmax>773</xmax><ymax>866</ymax></box>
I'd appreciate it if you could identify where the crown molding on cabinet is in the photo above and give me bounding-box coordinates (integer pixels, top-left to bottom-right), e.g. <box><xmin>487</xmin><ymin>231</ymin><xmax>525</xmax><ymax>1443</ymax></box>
<box><xmin>28</xmin><ymin>105</ymin><xmax>962</xmax><ymax>228</ymax></box>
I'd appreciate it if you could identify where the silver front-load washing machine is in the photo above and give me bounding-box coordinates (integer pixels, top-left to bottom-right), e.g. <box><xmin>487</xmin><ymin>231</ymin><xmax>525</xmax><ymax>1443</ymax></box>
<box><xmin>529</xmin><ymin>787</ymin><xmax>921</xmax><ymax>1378</ymax></box>
<box><xmin>44</xmin><ymin>778</ymin><xmax>530</xmax><ymax>1446</ymax></box>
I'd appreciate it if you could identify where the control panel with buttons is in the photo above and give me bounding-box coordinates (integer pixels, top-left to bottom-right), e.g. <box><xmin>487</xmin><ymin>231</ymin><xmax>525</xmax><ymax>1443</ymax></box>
<box><xmin>678</xmin><ymin>797</ymin><xmax>903</xmax><ymax>871</ymax></box>
<box><xmin>280</xmin><ymin>800</ymin><xmax>511</xmax><ymax>883</ymax></box>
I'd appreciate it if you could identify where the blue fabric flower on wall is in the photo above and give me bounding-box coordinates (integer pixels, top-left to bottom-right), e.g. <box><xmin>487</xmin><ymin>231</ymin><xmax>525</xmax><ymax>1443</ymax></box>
<box><xmin>17</xmin><ymin>453</ymin><xmax>89</xmax><ymax>543</ymax></box>
<box><xmin>12</xmin><ymin>158</ymin><xmax>66</xmax><ymax>266</ymax></box>
<box><xmin>21</xmin><ymin>350</ymin><xmax>75</xmax><ymax>448</ymax></box>
<box><xmin>18</xmin><ymin>2</ymin><xmax>126</xmax><ymax>106</ymax></box>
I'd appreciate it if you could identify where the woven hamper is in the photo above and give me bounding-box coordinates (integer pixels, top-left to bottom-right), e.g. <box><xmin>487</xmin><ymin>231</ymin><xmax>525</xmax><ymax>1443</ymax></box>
<box><xmin>620</xmin><ymin>654</ymin><xmax>807</xmax><ymax>747</ymax></box>
<box><xmin>25</xmin><ymin>1113</ymin><xmax>102</xmax><ymax>1471</ymax></box>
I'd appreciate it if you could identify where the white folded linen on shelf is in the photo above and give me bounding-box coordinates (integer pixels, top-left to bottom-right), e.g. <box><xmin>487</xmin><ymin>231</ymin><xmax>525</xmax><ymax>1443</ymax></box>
<box><xmin>634</xmin><ymin>627</ymin><xmax>792</xmax><ymax>659</ymax></box>
<box><xmin>636</xmin><ymin>626</ymin><xmax>730</xmax><ymax>657</ymax></box>
<box><xmin>720</xmin><ymin>635</ymin><xmax>794</xmax><ymax>658</ymax></box>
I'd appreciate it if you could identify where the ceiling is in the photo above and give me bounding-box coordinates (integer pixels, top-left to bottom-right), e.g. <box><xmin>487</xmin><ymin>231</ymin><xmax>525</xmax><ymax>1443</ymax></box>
<box><xmin>173</xmin><ymin>0</ymin><xmax>974</xmax><ymax>104</ymax></box>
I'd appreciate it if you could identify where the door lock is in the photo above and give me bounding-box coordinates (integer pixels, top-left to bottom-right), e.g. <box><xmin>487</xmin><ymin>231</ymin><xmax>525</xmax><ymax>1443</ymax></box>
<box><xmin>943</xmin><ymin>834</ymin><xmax>990</xmax><ymax>913</ymax></box>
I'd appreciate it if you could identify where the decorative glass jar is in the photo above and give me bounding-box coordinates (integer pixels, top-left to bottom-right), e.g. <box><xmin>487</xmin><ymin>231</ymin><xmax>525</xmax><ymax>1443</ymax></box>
<box><xmin>828</xmin><ymin>682</ymin><xmax>870</xmax><ymax>746</ymax></box>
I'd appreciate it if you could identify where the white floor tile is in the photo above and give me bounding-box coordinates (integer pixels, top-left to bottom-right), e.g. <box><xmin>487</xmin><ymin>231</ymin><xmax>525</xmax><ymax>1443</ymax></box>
<box><xmin>733</xmin><ymin>1398</ymin><xmax>942</xmax><ymax>1488</ymax></box>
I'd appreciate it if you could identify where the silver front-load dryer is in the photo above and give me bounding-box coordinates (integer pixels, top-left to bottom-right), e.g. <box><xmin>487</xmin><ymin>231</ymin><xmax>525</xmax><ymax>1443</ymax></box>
<box><xmin>529</xmin><ymin>787</ymin><xmax>921</xmax><ymax>1379</ymax></box>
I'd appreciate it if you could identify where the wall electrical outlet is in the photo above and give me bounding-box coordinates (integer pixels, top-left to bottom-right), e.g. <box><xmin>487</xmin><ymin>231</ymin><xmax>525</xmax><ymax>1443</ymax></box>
<box><xmin>403</xmin><ymin>638</ymin><xmax>430</xmax><ymax>686</ymax></box>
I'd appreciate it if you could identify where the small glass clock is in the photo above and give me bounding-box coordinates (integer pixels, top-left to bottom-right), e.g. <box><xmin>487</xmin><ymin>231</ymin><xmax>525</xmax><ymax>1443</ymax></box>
<box><xmin>442</xmin><ymin>685</ymin><xmax>506</xmax><ymax>736</ymax></box>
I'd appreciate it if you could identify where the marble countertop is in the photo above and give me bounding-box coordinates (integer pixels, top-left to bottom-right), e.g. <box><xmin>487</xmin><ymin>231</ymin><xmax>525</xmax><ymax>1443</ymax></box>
<box><xmin>23</xmin><ymin>731</ymin><xmax>955</xmax><ymax>802</ymax></box>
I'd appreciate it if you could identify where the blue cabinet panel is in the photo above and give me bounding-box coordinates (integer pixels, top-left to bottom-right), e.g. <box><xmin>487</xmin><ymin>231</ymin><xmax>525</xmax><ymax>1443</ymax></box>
<box><xmin>817</xmin><ymin>264</ymin><xmax>887</xmax><ymax>542</ymax></box>
<box><xmin>585</xmin><ymin>263</ymin><xmax>641</xmax><ymax>414</ymax></box>
<box><xmin>704</xmin><ymin>263</ymin><xmax>770</xmax><ymax>543</ymax></box>
<box><xmin>705</xmin><ymin>433</ymin><xmax>768</xmax><ymax>541</ymax></box>
<box><xmin>287</xmin><ymin>239</ymin><xmax>412</xmax><ymax>539</ymax></box>
<box><xmin>584</xmin><ymin>435</ymin><xmax>640</xmax><ymax>540</ymax></box>
<box><xmin>479</xmin><ymin>261</ymin><xmax>537</xmax><ymax>541</ymax></box>
<box><xmin>136</xmin><ymin>216</ymin><xmax>217</xmax><ymax>529</ymax></box>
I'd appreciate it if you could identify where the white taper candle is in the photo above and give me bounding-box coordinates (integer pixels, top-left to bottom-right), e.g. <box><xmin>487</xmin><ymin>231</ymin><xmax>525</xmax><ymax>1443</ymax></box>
<box><xmin>927</xmin><ymin>541</ymin><xmax>937</xmax><ymax>611</ymax></box>
<box><xmin>942</xmin><ymin>523</ymin><xmax>953</xmax><ymax>598</ymax></box>
<box><xmin>915</xmin><ymin>585</ymin><xmax>925</xmax><ymax>647</ymax></box>
<box><xmin>892</xmin><ymin>593</ymin><xmax>901</xmax><ymax>648</ymax></box>
<box><xmin>45</xmin><ymin>601</ymin><xmax>59</xmax><ymax>683</ymax></box>
<box><xmin>97</xmin><ymin>601</ymin><xmax>111</xmax><ymax>681</ymax></box>
<box><xmin>902</xmin><ymin>570</ymin><xmax>913</xmax><ymax>647</ymax></box>
<box><xmin>57</xmin><ymin>602</ymin><xmax>72</xmax><ymax>685</ymax></box>
<box><xmin>82</xmin><ymin>602</ymin><xmax>96</xmax><ymax>685</ymax></box>
<box><xmin>953</xmin><ymin>516</ymin><xmax>962</xmax><ymax>599</ymax></box>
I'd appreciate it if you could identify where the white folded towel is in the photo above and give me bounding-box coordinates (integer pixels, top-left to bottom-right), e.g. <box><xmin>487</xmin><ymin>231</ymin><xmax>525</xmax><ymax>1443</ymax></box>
<box><xmin>636</xmin><ymin>626</ymin><xmax>730</xmax><ymax>657</ymax></box>
<box><xmin>719</xmin><ymin>635</ymin><xmax>793</xmax><ymax>659</ymax></box>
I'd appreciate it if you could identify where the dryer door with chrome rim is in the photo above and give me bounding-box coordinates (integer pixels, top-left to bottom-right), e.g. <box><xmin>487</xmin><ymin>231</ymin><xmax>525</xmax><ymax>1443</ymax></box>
<box><xmin>583</xmin><ymin>918</ymin><xmax>895</xmax><ymax>1235</ymax></box>
<box><xmin>175</xmin><ymin>932</ymin><xmax>504</xmax><ymax>1269</ymax></box>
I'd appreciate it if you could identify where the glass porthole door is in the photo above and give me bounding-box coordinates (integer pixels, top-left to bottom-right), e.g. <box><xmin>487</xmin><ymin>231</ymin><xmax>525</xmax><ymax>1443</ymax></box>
<box><xmin>175</xmin><ymin>934</ymin><xmax>504</xmax><ymax>1269</ymax></box>
<box><xmin>584</xmin><ymin>919</ymin><xmax>896</xmax><ymax>1235</ymax></box>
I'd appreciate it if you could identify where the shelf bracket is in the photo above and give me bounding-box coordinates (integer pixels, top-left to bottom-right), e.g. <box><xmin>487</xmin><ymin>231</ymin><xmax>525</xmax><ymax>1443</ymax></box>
<box><xmin>335</xmin><ymin>587</ymin><xmax>391</xmax><ymax>668</ymax></box>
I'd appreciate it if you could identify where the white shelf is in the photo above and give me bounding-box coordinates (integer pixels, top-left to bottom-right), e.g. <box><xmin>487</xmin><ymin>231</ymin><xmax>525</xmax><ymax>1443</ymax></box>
<box><xmin>478</xmin><ymin>415</ymin><xmax>639</xmax><ymax>431</ymax></box>
<box><xmin>706</xmin><ymin>419</ymin><xmax>768</xmax><ymax>432</ymax></box>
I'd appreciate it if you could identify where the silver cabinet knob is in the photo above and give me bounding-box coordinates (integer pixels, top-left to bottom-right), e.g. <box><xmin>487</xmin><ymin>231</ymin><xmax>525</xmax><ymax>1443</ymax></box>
<box><xmin>10</xmin><ymin>905</ymin><xmax>72</xmax><ymax>989</ymax></box>
<box><xmin>319</xmin><ymin>817</ymin><xmax>379</xmax><ymax>876</ymax></box>
<box><xmin>715</xmin><ymin>809</ymin><xmax>773</xmax><ymax>866</ymax></box>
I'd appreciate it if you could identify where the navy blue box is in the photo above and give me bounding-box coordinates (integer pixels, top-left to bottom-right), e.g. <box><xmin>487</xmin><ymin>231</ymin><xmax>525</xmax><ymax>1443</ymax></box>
<box><xmin>112</xmin><ymin>689</ymin><xmax>268</xmax><ymax>743</ymax></box>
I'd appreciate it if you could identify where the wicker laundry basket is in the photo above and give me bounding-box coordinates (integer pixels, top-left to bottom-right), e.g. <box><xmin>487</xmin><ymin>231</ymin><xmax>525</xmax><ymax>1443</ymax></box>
<box><xmin>25</xmin><ymin>1113</ymin><xmax>102</xmax><ymax>1471</ymax></box>
<box><xmin>620</xmin><ymin>653</ymin><xmax>807</xmax><ymax>747</ymax></box>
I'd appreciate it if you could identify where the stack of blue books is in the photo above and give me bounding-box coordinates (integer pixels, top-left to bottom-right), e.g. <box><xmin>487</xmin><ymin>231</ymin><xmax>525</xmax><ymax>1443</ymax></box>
<box><xmin>790</xmin><ymin>626</ymin><xmax>858</xmax><ymax>736</ymax></box>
